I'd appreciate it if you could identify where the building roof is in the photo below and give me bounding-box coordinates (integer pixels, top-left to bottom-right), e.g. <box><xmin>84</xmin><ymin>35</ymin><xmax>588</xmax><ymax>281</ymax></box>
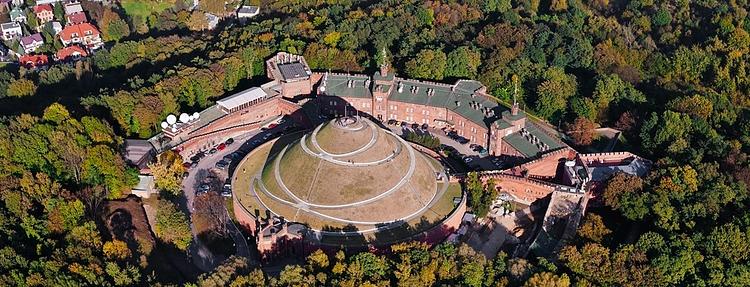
<box><xmin>63</xmin><ymin>2</ymin><xmax>83</xmax><ymax>15</ymax></box>
<box><xmin>238</xmin><ymin>5</ymin><xmax>259</xmax><ymax>15</ymax></box>
<box><xmin>1</xmin><ymin>22</ymin><xmax>20</xmax><ymax>30</ymax></box>
<box><xmin>277</xmin><ymin>62</ymin><xmax>310</xmax><ymax>81</ymax></box>
<box><xmin>33</xmin><ymin>4</ymin><xmax>54</xmax><ymax>13</ymax></box>
<box><xmin>216</xmin><ymin>87</ymin><xmax>268</xmax><ymax>111</ymax></box>
<box><xmin>123</xmin><ymin>139</ymin><xmax>155</xmax><ymax>166</ymax></box>
<box><xmin>503</xmin><ymin>122</ymin><xmax>566</xmax><ymax>157</ymax></box>
<box><xmin>9</xmin><ymin>7</ymin><xmax>24</xmax><ymax>19</ymax></box>
<box><xmin>19</xmin><ymin>54</ymin><xmax>49</xmax><ymax>68</ymax></box>
<box><xmin>21</xmin><ymin>33</ymin><xmax>44</xmax><ymax>46</ymax></box>
<box><xmin>321</xmin><ymin>74</ymin><xmax>372</xmax><ymax>99</ymax></box>
<box><xmin>59</xmin><ymin>23</ymin><xmax>99</xmax><ymax>41</ymax></box>
<box><xmin>56</xmin><ymin>45</ymin><xmax>88</xmax><ymax>60</ymax></box>
<box><xmin>66</xmin><ymin>12</ymin><xmax>87</xmax><ymax>24</ymax></box>
<box><xmin>47</xmin><ymin>21</ymin><xmax>62</xmax><ymax>33</ymax></box>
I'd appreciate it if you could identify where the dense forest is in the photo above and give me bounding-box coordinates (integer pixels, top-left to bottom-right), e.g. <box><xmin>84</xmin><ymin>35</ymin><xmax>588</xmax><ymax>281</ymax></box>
<box><xmin>1</xmin><ymin>0</ymin><xmax>750</xmax><ymax>286</ymax></box>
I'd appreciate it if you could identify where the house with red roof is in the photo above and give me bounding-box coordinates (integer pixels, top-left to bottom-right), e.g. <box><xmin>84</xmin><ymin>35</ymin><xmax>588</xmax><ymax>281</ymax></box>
<box><xmin>19</xmin><ymin>54</ymin><xmax>48</xmax><ymax>69</ymax></box>
<box><xmin>66</xmin><ymin>12</ymin><xmax>87</xmax><ymax>25</ymax></box>
<box><xmin>56</xmin><ymin>45</ymin><xmax>88</xmax><ymax>61</ymax></box>
<box><xmin>59</xmin><ymin>23</ymin><xmax>102</xmax><ymax>49</ymax></box>
<box><xmin>33</xmin><ymin>4</ymin><xmax>54</xmax><ymax>25</ymax></box>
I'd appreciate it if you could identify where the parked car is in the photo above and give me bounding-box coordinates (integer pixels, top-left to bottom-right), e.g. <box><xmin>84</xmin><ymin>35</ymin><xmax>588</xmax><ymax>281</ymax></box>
<box><xmin>217</xmin><ymin>143</ymin><xmax>226</xmax><ymax>151</ymax></box>
<box><xmin>221</xmin><ymin>184</ymin><xmax>232</xmax><ymax>197</ymax></box>
<box><xmin>268</xmin><ymin>123</ymin><xmax>278</xmax><ymax>129</ymax></box>
<box><xmin>209</xmin><ymin>148</ymin><xmax>218</xmax><ymax>154</ymax></box>
<box><xmin>421</xmin><ymin>123</ymin><xmax>429</xmax><ymax>130</ymax></box>
<box><xmin>469</xmin><ymin>144</ymin><xmax>479</xmax><ymax>150</ymax></box>
<box><xmin>215</xmin><ymin>160</ymin><xmax>228</xmax><ymax>169</ymax></box>
<box><xmin>183</xmin><ymin>162</ymin><xmax>192</xmax><ymax>169</ymax></box>
<box><xmin>198</xmin><ymin>184</ymin><xmax>210</xmax><ymax>194</ymax></box>
<box><xmin>463</xmin><ymin>157</ymin><xmax>473</xmax><ymax>163</ymax></box>
<box><xmin>190</xmin><ymin>161</ymin><xmax>199</xmax><ymax>168</ymax></box>
<box><xmin>225</xmin><ymin>138</ymin><xmax>235</xmax><ymax>145</ymax></box>
<box><xmin>223</xmin><ymin>154</ymin><xmax>234</xmax><ymax>163</ymax></box>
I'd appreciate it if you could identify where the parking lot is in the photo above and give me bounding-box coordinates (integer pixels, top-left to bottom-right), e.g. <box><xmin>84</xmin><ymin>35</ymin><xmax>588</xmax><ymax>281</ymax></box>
<box><xmin>181</xmin><ymin>117</ymin><xmax>297</xmax><ymax>211</ymax></box>
<box><xmin>386</xmin><ymin>121</ymin><xmax>506</xmax><ymax>173</ymax></box>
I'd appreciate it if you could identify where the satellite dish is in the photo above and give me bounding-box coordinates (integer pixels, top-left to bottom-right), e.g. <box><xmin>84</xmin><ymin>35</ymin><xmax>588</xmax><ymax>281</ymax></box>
<box><xmin>179</xmin><ymin>113</ymin><xmax>190</xmax><ymax>123</ymax></box>
<box><xmin>193</xmin><ymin>112</ymin><xmax>200</xmax><ymax>119</ymax></box>
<box><xmin>319</xmin><ymin>86</ymin><xmax>326</xmax><ymax>93</ymax></box>
<box><xmin>160</xmin><ymin>122</ymin><xmax>168</xmax><ymax>129</ymax></box>
<box><xmin>166</xmin><ymin>114</ymin><xmax>177</xmax><ymax>125</ymax></box>
<box><xmin>565</xmin><ymin>161</ymin><xmax>576</xmax><ymax>167</ymax></box>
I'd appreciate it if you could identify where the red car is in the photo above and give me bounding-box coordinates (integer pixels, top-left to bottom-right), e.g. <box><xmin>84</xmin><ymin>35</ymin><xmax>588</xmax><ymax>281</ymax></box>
<box><xmin>217</xmin><ymin>143</ymin><xmax>227</xmax><ymax>151</ymax></box>
<box><xmin>182</xmin><ymin>162</ymin><xmax>192</xmax><ymax>169</ymax></box>
<box><xmin>268</xmin><ymin>123</ymin><xmax>278</xmax><ymax>129</ymax></box>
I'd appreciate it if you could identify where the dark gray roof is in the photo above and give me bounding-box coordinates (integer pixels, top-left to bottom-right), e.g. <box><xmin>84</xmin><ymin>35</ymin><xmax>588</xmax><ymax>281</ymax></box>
<box><xmin>278</xmin><ymin>62</ymin><xmax>310</xmax><ymax>81</ymax></box>
<box><xmin>123</xmin><ymin>139</ymin><xmax>155</xmax><ymax>167</ymax></box>
<box><xmin>502</xmin><ymin>122</ymin><xmax>566</xmax><ymax>157</ymax></box>
<box><xmin>238</xmin><ymin>5</ymin><xmax>259</xmax><ymax>14</ymax></box>
<box><xmin>322</xmin><ymin>74</ymin><xmax>372</xmax><ymax>98</ymax></box>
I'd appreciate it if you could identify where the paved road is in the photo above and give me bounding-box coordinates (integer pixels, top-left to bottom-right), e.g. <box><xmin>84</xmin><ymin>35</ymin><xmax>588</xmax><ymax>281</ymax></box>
<box><xmin>180</xmin><ymin>118</ymin><xmax>295</xmax><ymax>270</ymax></box>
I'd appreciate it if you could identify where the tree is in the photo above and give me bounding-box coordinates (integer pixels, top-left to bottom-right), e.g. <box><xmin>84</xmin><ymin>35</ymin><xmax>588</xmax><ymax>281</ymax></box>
<box><xmin>565</xmin><ymin>117</ymin><xmax>596</xmax><ymax>146</ymax></box>
<box><xmin>149</xmin><ymin>150</ymin><xmax>185</xmax><ymax>196</ymax></box>
<box><xmin>103</xmin><ymin>240</ymin><xmax>132</xmax><ymax>260</ymax></box>
<box><xmin>524</xmin><ymin>272</ymin><xmax>570</xmax><ymax>287</ymax></box>
<box><xmin>577</xmin><ymin>213</ymin><xmax>611</xmax><ymax>243</ymax></box>
<box><xmin>534</xmin><ymin>67</ymin><xmax>577</xmax><ymax>120</ymax></box>
<box><xmin>193</xmin><ymin>192</ymin><xmax>230</xmax><ymax>238</ymax></box>
<box><xmin>100</xmin><ymin>9</ymin><xmax>130</xmax><ymax>42</ymax></box>
<box><xmin>602</xmin><ymin>172</ymin><xmax>644</xmax><ymax>210</ymax></box>
<box><xmin>445</xmin><ymin>46</ymin><xmax>481</xmax><ymax>78</ymax></box>
<box><xmin>187</xmin><ymin>10</ymin><xmax>208</xmax><ymax>31</ymax></box>
<box><xmin>7</xmin><ymin>79</ymin><xmax>37</xmax><ymax>97</ymax></box>
<box><xmin>54</xmin><ymin>2</ymin><xmax>65</xmax><ymax>25</ymax></box>
<box><xmin>405</xmin><ymin>49</ymin><xmax>447</xmax><ymax>80</ymax></box>
<box><xmin>42</xmin><ymin>103</ymin><xmax>71</xmax><ymax>124</ymax></box>
<box><xmin>154</xmin><ymin>199</ymin><xmax>192</xmax><ymax>250</ymax></box>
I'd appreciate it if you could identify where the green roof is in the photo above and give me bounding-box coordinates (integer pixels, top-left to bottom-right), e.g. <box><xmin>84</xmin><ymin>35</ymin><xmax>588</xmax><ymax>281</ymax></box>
<box><xmin>388</xmin><ymin>80</ymin><xmax>501</xmax><ymax>128</ymax></box>
<box><xmin>323</xmin><ymin>74</ymin><xmax>372</xmax><ymax>99</ymax></box>
<box><xmin>454</xmin><ymin>80</ymin><xmax>484</xmax><ymax>94</ymax></box>
<box><xmin>502</xmin><ymin>122</ymin><xmax>566</xmax><ymax>157</ymax></box>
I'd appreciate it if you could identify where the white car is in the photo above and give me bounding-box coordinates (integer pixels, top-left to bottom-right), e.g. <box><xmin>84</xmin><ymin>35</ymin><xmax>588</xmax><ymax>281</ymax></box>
<box><xmin>464</xmin><ymin>157</ymin><xmax>473</xmax><ymax>163</ymax></box>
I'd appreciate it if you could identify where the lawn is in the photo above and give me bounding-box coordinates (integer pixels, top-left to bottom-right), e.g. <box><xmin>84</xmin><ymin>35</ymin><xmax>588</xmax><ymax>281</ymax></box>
<box><xmin>121</xmin><ymin>0</ymin><xmax>175</xmax><ymax>19</ymax></box>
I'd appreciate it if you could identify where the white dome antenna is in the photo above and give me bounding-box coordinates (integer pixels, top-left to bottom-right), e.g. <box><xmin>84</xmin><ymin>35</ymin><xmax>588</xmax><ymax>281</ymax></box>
<box><xmin>179</xmin><ymin>113</ymin><xmax>190</xmax><ymax>123</ymax></box>
<box><xmin>166</xmin><ymin>114</ymin><xmax>177</xmax><ymax>125</ymax></box>
<box><xmin>193</xmin><ymin>112</ymin><xmax>200</xmax><ymax>119</ymax></box>
<box><xmin>160</xmin><ymin>122</ymin><xmax>168</xmax><ymax>129</ymax></box>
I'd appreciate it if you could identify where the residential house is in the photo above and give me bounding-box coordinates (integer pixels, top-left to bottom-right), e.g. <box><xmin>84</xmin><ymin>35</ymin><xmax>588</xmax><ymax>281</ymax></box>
<box><xmin>56</xmin><ymin>45</ymin><xmax>87</xmax><ymax>61</ymax></box>
<box><xmin>63</xmin><ymin>1</ymin><xmax>82</xmax><ymax>15</ymax></box>
<box><xmin>19</xmin><ymin>54</ymin><xmax>48</xmax><ymax>69</ymax></box>
<box><xmin>1</xmin><ymin>22</ymin><xmax>21</xmax><ymax>40</ymax></box>
<box><xmin>59</xmin><ymin>23</ymin><xmax>102</xmax><ymax>49</ymax></box>
<box><xmin>237</xmin><ymin>5</ymin><xmax>259</xmax><ymax>19</ymax></box>
<box><xmin>20</xmin><ymin>33</ymin><xmax>44</xmax><ymax>54</ymax></box>
<box><xmin>33</xmin><ymin>4</ymin><xmax>55</xmax><ymax>25</ymax></box>
<box><xmin>66</xmin><ymin>12</ymin><xmax>87</xmax><ymax>25</ymax></box>
<box><xmin>10</xmin><ymin>6</ymin><xmax>26</xmax><ymax>23</ymax></box>
<box><xmin>35</xmin><ymin>0</ymin><xmax>62</xmax><ymax>5</ymax></box>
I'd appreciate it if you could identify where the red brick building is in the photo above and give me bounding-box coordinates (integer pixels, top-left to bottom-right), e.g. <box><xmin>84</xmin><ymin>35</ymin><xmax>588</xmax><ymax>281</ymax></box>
<box><xmin>313</xmin><ymin>57</ymin><xmax>567</xmax><ymax>160</ymax></box>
